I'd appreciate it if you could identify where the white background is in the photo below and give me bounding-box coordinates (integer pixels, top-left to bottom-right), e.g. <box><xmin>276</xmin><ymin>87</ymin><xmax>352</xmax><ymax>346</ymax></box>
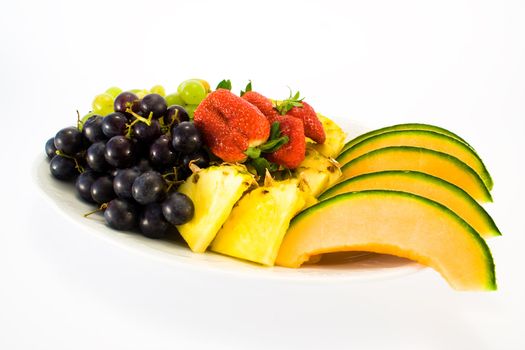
<box><xmin>1</xmin><ymin>0</ymin><xmax>524</xmax><ymax>349</ymax></box>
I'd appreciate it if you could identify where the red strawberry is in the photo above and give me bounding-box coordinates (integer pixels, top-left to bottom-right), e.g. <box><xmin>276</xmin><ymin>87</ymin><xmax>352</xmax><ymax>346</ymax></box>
<box><xmin>241</xmin><ymin>91</ymin><xmax>280</xmax><ymax>122</ymax></box>
<box><xmin>266</xmin><ymin>115</ymin><xmax>306</xmax><ymax>169</ymax></box>
<box><xmin>286</xmin><ymin>101</ymin><xmax>326</xmax><ymax>144</ymax></box>
<box><xmin>194</xmin><ymin>89</ymin><xmax>270</xmax><ymax>162</ymax></box>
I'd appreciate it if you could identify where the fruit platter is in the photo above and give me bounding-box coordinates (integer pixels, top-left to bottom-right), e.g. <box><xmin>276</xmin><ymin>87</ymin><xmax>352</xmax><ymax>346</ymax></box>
<box><xmin>37</xmin><ymin>79</ymin><xmax>500</xmax><ymax>291</ymax></box>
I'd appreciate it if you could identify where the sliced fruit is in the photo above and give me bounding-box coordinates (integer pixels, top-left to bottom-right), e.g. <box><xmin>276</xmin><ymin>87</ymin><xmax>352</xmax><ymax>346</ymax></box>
<box><xmin>276</xmin><ymin>190</ymin><xmax>496</xmax><ymax>291</ymax></box>
<box><xmin>341</xmin><ymin>123</ymin><xmax>471</xmax><ymax>153</ymax></box>
<box><xmin>296</xmin><ymin>168</ymin><xmax>329</xmax><ymax>197</ymax></box>
<box><xmin>337</xmin><ymin>130</ymin><xmax>493</xmax><ymax>190</ymax></box>
<box><xmin>176</xmin><ymin>164</ymin><xmax>255</xmax><ymax>253</ymax></box>
<box><xmin>319</xmin><ymin>171</ymin><xmax>500</xmax><ymax>238</ymax></box>
<box><xmin>211</xmin><ymin>179</ymin><xmax>307</xmax><ymax>266</ymax></box>
<box><xmin>295</xmin><ymin>148</ymin><xmax>341</xmax><ymax>197</ymax></box>
<box><xmin>341</xmin><ymin>146</ymin><xmax>492</xmax><ymax>202</ymax></box>
<box><xmin>308</xmin><ymin>113</ymin><xmax>346</xmax><ymax>158</ymax></box>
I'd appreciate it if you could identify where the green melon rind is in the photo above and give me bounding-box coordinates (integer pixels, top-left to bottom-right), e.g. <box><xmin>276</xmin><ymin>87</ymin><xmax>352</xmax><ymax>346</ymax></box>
<box><xmin>342</xmin><ymin>123</ymin><xmax>472</xmax><ymax>153</ymax></box>
<box><xmin>290</xmin><ymin>190</ymin><xmax>497</xmax><ymax>290</ymax></box>
<box><xmin>340</xmin><ymin>146</ymin><xmax>493</xmax><ymax>202</ymax></box>
<box><xmin>318</xmin><ymin>170</ymin><xmax>501</xmax><ymax>236</ymax></box>
<box><xmin>337</xmin><ymin>130</ymin><xmax>493</xmax><ymax>190</ymax></box>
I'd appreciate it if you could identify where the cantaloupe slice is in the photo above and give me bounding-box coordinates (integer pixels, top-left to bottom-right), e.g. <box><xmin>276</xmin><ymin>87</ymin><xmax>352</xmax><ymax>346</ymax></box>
<box><xmin>319</xmin><ymin>171</ymin><xmax>500</xmax><ymax>238</ymax></box>
<box><xmin>341</xmin><ymin>123</ymin><xmax>471</xmax><ymax>153</ymax></box>
<box><xmin>340</xmin><ymin>146</ymin><xmax>492</xmax><ymax>202</ymax></box>
<box><xmin>337</xmin><ymin>130</ymin><xmax>492</xmax><ymax>189</ymax></box>
<box><xmin>276</xmin><ymin>190</ymin><xmax>496</xmax><ymax>291</ymax></box>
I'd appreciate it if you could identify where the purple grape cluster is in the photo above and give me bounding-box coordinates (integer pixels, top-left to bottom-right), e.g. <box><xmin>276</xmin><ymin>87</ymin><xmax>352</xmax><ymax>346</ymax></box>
<box><xmin>45</xmin><ymin>91</ymin><xmax>210</xmax><ymax>239</ymax></box>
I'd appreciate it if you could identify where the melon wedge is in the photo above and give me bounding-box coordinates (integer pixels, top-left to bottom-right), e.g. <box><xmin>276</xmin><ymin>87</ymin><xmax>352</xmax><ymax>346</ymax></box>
<box><xmin>319</xmin><ymin>171</ymin><xmax>500</xmax><ymax>238</ymax></box>
<box><xmin>340</xmin><ymin>146</ymin><xmax>492</xmax><ymax>202</ymax></box>
<box><xmin>337</xmin><ymin>130</ymin><xmax>492</xmax><ymax>190</ymax></box>
<box><xmin>276</xmin><ymin>191</ymin><xmax>496</xmax><ymax>291</ymax></box>
<box><xmin>341</xmin><ymin>123</ymin><xmax>471</xmax><ymax>153</ymax></box>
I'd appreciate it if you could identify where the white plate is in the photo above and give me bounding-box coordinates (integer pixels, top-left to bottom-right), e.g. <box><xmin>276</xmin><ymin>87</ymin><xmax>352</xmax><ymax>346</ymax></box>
<box><xmin>32</xmin><ymin>119</ymin><xmax>423</xmax><ymax>283</ymax></box>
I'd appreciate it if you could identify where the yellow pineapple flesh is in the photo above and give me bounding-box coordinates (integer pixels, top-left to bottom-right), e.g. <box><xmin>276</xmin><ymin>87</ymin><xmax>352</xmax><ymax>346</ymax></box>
<box><xmin>210</xmin><ymin>179</ymin><xmax>307</xmax><ymax>266</ymax></box>
<box><xmin>308</xmin><ymin>113</ymin><xmax>347</xmax><ymax>158</ymax></box>
<box><xmin>176</xmin><ymin>164</ymin><xmax>255</xmax><ymax>253</ymax></box>
<box><xmin>295</xmin><ymin>148</ymin><xmax>342</xmax><ymax>197</ymax></box>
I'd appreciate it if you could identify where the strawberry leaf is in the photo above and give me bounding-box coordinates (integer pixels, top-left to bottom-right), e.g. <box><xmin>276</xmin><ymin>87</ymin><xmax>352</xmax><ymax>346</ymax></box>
<box><xmin>216</xmin><ymin>79</ymin><xmax>232</xmax><ymax>91</ymax></box>
<box><xmin>244</xmin><ymin>147</ymin><xmax>261</xmax><ymax>159</ymax></box>
<box><xmin>258</xmin><ymin>136</ymin><xmax>289</xmax><ymax>152</ymax></box>
<box><xmin>250</xmin><ymin>157</ymin><xmax>279</xmax><ymax>178</ymax></box>
<box><xmin>275</xmin><ymin>89</ymin><xmax>304</xmax><ymax>115</ymax></box>
<box><xmin>269</xmin><ymin>121</ymin><xmax>281</xmax><ymax>140</ymax></box>
<box><xmin>240</xmin><ymin>81</ymin><xmax>252</xmax><ymax>96</ymax></box>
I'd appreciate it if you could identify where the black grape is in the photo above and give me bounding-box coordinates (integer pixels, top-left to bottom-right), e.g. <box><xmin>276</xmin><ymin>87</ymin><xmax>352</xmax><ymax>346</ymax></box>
<box><xmin>75</xmin><ymin>170</ymin><xmax>98</xmax><ymax>203</ymax></box>
<box><xmin>86</xmin><ymin>142</ymin><xmax>110</xmax><ymax>172</ymax></box>
<box><xmin>171</xmin><ymin>122</ymin><xmax>203</xmax><ymax>154</ymax></box>
<box><xmin>131</xmin><ymin>171</ymin><xmax>166</xmax><ymax>205</ymax></box>
<box><xmin>140</xmin><ymin>93</ymin><xmax>167</xmax><ymax>119</ymax></box>
<box><xmin>104</xmin><ymin>136</ymin><xmax>135</xmax><ymax>168</ymax></box>
<box><xmin>114</xmin><ymin>92</ymin><xmax>139</xmax><ymax>113</ymax></box>
<box><xmin>45</xmin><ymin>137</ymin><xmax>57</xmax><ymax>159</ymax></box>
<box><xmin>149</xmin><ymin>135</ymin><xmax>177</xmax><ymax>168</ymax></box>
<box><xmin>104</xmin><ymin>198</ymin><xmax>138</xmax><ymax>230</ymax></box>
<box><xmin>102</xmin><ymin>112</ymin><xmax>128</xmax><ymax>138</ymax></box>
<box><xmin>161</xmin><ymin>192</ymin><xmax>194</xmax><ymax>225</ymax></box>
<box><xmin>139</xmin><ymin>203</ymin><xmax>171</xmax><ymax>239</ymax></box>
<box><xmin>90</xmin><ymin>175</ymin><xmax>116</xmax><ymax>204</ymax></box>
<box><xmin>50</xmin><ymin>155</ymin><xmax>78</xmax><ymax>180</ymax></box>
<box><xmin>113</xmin><ymin>168</ymin><xmax>140</xmax><ymax>200</ymax></box>
<box><xmin>54</xmin><ymin>127</ymin><xmax>84</xmax><ymax>155</ymax></box>
<box><xmin>82</xmin><ymin>115</ymin><xmax>107</xmax><ymax>143</ymax></box>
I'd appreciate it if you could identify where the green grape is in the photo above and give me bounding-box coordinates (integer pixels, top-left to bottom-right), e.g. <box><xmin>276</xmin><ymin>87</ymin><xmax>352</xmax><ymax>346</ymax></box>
<box><xmin>92</xmin><ymin>93</ymin><xmax>114</xmax><ymax>116</ymax></box>
<box><xmin>105</xmin><ymin>86</ymin><xmax>123</xmax><ymax>98</ymax></box>
<box><xmin>178</xmin><ymin>79</ymin><xmax>207</xmax><ymax>105</ymax></box>
<box><xmin>78</xmin><ymin>112</ymin><xmax>96</xmax><ymax>130</ymax></box>
<box><xmin>165</xmin><ymin>92</ymin><xmax>185</xmax><ymax>107</ymax></box>
<box><xmin>136</xmin><ymin>89</ymin><xmax>149</xmax><ymax>99</ymax></box>
<box><xmin>197</xmin><ymin>79</ymin><xmax>211</xmax><ymax>92</ymax></box>
<box><xmin>150</xmin><ymin>85</ymin><xmax>166</xmax><ymax>97</ymax></box>
<box><xmin>184</xmin><ymin>104</ymin><xmax>198</xmax><ymax>120</ymax></box>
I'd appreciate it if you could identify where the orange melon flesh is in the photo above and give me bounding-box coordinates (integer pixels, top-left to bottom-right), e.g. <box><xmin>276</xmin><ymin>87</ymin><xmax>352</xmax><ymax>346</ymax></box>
<box><xmin>341</xmin><ymin>146</ymin><xmax>492</xmax><ymax>203</ymax></box>
<box><xmin>319</xmin><ymin>171</ymin><xmax>500</xmax><ymax>238</ymax></box>
<box><xmin>276</xmin><ymin>191</ymin><xmax>496</xmax><ymax>291</ymax></box>
<box><xmin>336</xmin><ymin>130</ymin><xmax>492</xmax><ymax>190</ymax></box>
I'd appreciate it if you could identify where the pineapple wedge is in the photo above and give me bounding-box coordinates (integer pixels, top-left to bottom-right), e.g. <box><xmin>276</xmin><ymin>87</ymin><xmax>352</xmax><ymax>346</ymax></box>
<box><xmin>308</xmin><ymin>113</ymin><xmax>347</xmax><ymax>158</ymax></box>
<box><xmin>295</xmin><ymin>148</ymin><xmax>342</xmax><ymax>197</ymax></box>
<box><xmin>176</xmin><ymin>164</ymin><xmax>255</xmax><ymax>253</ymax></box>
<box><xmin>211</xmin><ymin>178</ymin><xmax>307</xmax><ymax>266</ymax></box>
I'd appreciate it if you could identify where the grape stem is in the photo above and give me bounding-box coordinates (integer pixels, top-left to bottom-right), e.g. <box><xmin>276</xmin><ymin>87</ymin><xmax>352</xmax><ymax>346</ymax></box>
<box><xmin>162</xmin><ymin>167</ymin><xmax>184</xmax><ymax>191</ymax></box>
<box><xmin>125</xmin><ymin>110</ymin><xmax>154</xmax><ymax>138</ymax></box>
<box><xmin>83</xmin><ymin>203</ymin><xmax>108</xmax><ymax>218</ymax></box>
<box><xmin>55</xmin><ymin>150</ymin><xmax>85</xmax><ymax>173</ymax></box>
<box><xmin>76</xmin><ymin>110</ymin><xmax>82</xmax><ymax>130</ymax></box>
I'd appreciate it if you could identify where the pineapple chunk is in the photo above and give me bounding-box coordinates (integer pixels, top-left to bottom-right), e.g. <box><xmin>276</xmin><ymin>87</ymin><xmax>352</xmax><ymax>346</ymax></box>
<box><xmin>295</xmin><ymin>148</ymin><xmax>342</xmax><ymax>197</ymax></box>
<box><xmin>297</xmin><ymin>168</ymin><xmax>329</xmax><ymax>197</ymax></box>
<box><xmin>211</xmin><ymin>179</ymin><xmax>307</xmax><ymax>266</ymax></box>
<box><xmin>177</xmin><ymin>164</ymin><xmax>255</xmax><ymax>253</ymax></box>
<box><xmin>309</xmin><ymin>113</ymin><xmax>347</xmax><ymax>158</ymax></box>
